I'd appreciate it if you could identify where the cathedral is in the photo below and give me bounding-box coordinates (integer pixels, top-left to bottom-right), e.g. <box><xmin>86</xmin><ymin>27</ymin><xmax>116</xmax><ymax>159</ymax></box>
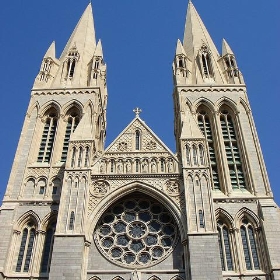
<box><xmin>0</xmin><ymin>2</ymin><xmax>279</xmax><ymax>280</ymax></box>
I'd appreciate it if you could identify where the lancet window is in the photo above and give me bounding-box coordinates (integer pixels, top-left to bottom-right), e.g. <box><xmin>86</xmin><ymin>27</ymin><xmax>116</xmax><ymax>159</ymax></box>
<box><xmin>16</xmin><ymin>222</ymin><xmax>36</xmax><ymax>272</ymax></box>
<box><xmin>217</xmin><ymin>220</ymin><xmax>234</xmax><ymax>271</ymax></box>
<box><xmin>200</xmin><ymin>47</ymin><xmax>213</xmax><ymax>79</ymax></box>
<box><xmin>69</xmin><ymin>211</ymin><xmax>75</xmax><ymax>230</ymax></box>
<box><xmin>39</xmin><ymin>58</ymin><xmax>53</xmax><ymax>82</ymax></box>
<box><xmin>240</xmin><ymin>219</ymin><xmax>260</xmax><ymax>270</ymax></box>
<box><xmin>64</xmin><ymin>47</ymin><xmax>79</xmax><ymax>80</ymax></box>
<box><xmin>61</xmin><ymin>108</ymin><xmax>80</xmax><ymax>162</ymax></box>
<box><xmin>224</xmin><ymin>55</ymin><xmax>238</xmax><ymax>78</ymax></box>
<box><xmin>220</xmin><ymin>109</ymin><xmax>246</xmax><ymax>190</ymax></box>
<box><xmin>37</xmin><ymin>108</ymin><xmax>58</xmax><ymax>163</ymax></box>
<box><xmin>197</xmin><ymin>109</ymin><xmax>220</xmax><ymax>190</ymax></box>
<box><xmin>135</xmin><ymin>130</ymin><xmax>141</xmax><ymax>150</ymax></box>
<box><xmin>41</xmin><ymin>221</ymin><xmax>56</xmax><ymax>273</ymax></box>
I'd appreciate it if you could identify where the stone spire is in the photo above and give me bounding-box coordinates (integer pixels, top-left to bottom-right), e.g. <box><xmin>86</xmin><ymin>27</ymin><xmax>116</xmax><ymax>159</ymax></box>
<box><xmin>183</xmin><ymin>1</ymin><xmax>226</xmax><ymax>84</ymax></box>
<box><xmin>222</xmin><ymin>38</ymin><xmax>234</xmax><ymax>56</ymax></box>
<box><xmin>52</xmin><ymin>3</ymin><xmax>97</xmax><ymax>88</ymax></box>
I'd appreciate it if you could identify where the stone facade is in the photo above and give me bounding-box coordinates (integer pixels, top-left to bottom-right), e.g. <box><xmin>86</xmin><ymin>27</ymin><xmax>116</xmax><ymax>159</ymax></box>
<box><xmin>0</xmin><ymin>2</ymin><xmax>279</xmax><ymax>280</ymax></box>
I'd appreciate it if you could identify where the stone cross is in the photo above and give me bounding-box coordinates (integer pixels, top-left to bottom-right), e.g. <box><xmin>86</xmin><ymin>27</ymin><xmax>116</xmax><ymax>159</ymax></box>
<box><xmin>133</xmin><ymin>107</ymin><xmax>142</xmax><ymax>117</ymax></box>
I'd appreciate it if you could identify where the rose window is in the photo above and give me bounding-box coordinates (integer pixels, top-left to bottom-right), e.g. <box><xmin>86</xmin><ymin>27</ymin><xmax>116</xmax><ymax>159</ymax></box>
<box><xmin>94</xmin><ymin>194</ymin><xmax>178</xmax><ymax>268</ymax></box>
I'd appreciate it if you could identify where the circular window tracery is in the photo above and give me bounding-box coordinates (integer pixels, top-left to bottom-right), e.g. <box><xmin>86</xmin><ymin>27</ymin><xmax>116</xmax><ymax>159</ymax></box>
<box><xmin>94</xmin><ymin>194</ymin><xmax>178</xmax><ymax>268</ymax></box>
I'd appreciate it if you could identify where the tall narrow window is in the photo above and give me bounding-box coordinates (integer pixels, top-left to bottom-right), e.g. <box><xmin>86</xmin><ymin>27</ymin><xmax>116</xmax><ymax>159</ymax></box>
<box><xmin>110</xmin><ymin>160</ymin><xmax>115</xmax><ymax>173</ymax></box>
<box><xmin>186</xmin><ymin>145</ymin><xmax>191</xmax><ymax>165</ymax></box>
<box><xmin>201</xmin><ymin>52</ymin><xmax>213</xmax><ymax>78</ymax></box>
<box><xmin>77</xmin><ymin>147</ymin><xmax>83</xmax><ymax>167</ymax></box>
<box><xmin>65</xmin><ymin>47</ymin><xmax>79</xmax><ymax>80</ymax></box>
<box><xmin>193</xmin><ymin>145</ymin><xmax>198</xmax><ymax>165</ymax></box>
<box><xmin>135</xmin><ymin>130</ymin><xmax>141</xmax><ymax>150</ymax></box>
<box><xmin>16</xmin><ymin>222</ymin><xmax>36</xmax><ymax>272</ymax></box>
<box><xmin>240</xmin><ymin>219</ymin><xmax>260</xmax><ymax>270</ymax></box>
<box><xmin>69</xmin><ymin>212</ymin><xmax>75</xmax><ymax>230</ymax></box>
<box><xmin>220</xmin><ymin>109</ymin><xmax>246</xmax><ymax>190</ymax></box>
<box><xmin>61</xmin><ymin>108</ymin><xmax>80</xmax><ymax>162</ymax></box>
<box><xmin>199</xmin><ymin>145</ymin><xmax>204</xmax><ymax>165</ymax></box>
<box><xmin>71</xmin><ymin>147</ymin><xmax>76</xmax><ymax>168</ymax></box>
<box><xmin>41</xmin><ymin>221</ymin><xmax>56</xmax><ymax>273</ymax></box>
<box><xmin>217</xmin><ymin>221</ymin><xmax>234</xmax><ymax>271</ymax></box>
<box><xmin>135</xmin><ymin>159</ymin><xmax>140</xmax><ymax>173</ymax></box>
<box><xmin>197</xmin><ymin>110</ymin><xmax>220</xmax><ymax>190</ymax></box>
<box><xmin>199</xmin><ymin>210</ymin><xmax>204</xmax><ymax>228</ymax></box>
<box><xmin>37</xmin><ymin>109</ymin><xmax>58</xmax><ymax>163</ymax></box>
<box><xmin>160</xmin><ymin>158</ymin><xmax>165</xmax><ymax>172</ymax></box>
<box><xmin>84</xmin><ymin>147</ymin><xmax>90</xmax><ymax>167</ymax></box>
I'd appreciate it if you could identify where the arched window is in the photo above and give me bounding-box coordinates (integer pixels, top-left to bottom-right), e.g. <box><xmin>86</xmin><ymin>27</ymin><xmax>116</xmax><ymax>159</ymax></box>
<box><xmin>71</xmin><ymin>147</ymin><xmax>76</xmax><ymax>168</ymax></box>
<box><xmin>38</xmin><ymin>178</ymin><xmax>47</xmax><ymax>195</ymax></box>
<box><xmin>217</xmin><ymin>220</ymin><xmax>234</xmax><ymax>271</ymax></box>
<box><xmin>41</xmin><ymin>221</ymin><xmax>56</xmax><ymax>273</ymax></box>
<box><xmin>64</xmin><ymin>47</ymin><xmax>79</xmax><ymax>80</ymax></box>
<box><xmin>240</xmin><ymin>219</ymin><xmax>260</xmax><ymax>270</ymax></box>
<box><xmin>199</xmin><ymin>210</ymin><xmax>204</xmax><ymax>228</ymax></box>
<box><xmin>135</xmin><ymin>130</ymin><xmax>141</xmax><ymax>150</ymax></box>
<box><xmin>69</xmin><ymin>211</ymin><xmax>75</xmax><ymax>230</ymax></box>
<box><xmin>110</xmin><ymin>159</ymin><xmax>115</xmax><ymax>173</ymax></box>
<box><xmin>135</xmin><ymin>159</ymin><xmax>140</xmax><ymax>172</ymax></box>
<box><xmin>197</xmin><ymin>109</ymin><xmax>220</xmax><ymax>190</ymax></box>
<box><xmin>16</xmin><ymin>222</ymin><xmax>36</xmax><ymax>272</ymax></box>
<box><xmin>186</xmin><ymin>145</ymin><xmax>191</xmax><ymax>165</ymax></box>
<box><xmin>61</xmin><ymin>108</ymin><xmax>80</xmax><ymax>162</ymax></box>
<box><xmin>37</xmin><ymin>108</ymin><xmax>58</xmax><ymax>163</ymax></box>
<box><xmin>201</xmin><ymin>52</ymin><xmax>213</xmax><ymax>78</ymax></box>
<box><xmin>192</xmin><ymin>145</ymin><xmax>198</xmax><ymax>165</ymax></box>
<box><xmin>84</xmin><ymin>147</ymin><xmax>90</xmax><ymax>167</ymax></box>
<box><xmin>199</xmin><ymin>144</ymin><xmax>204</xmax><ymax>165</ymax></box>
<box><xmin>220</xmin><ymin>109</ymin><xmax>246</xmax><ymax>190</ymax></box>
<box><xmin>77</xmin><ymin>147</ymin><xmax>83</xmax><ymax>167</ymax></box>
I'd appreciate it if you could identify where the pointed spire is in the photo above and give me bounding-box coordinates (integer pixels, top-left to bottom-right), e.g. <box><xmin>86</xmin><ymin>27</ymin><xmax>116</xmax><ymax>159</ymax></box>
<box><xmin>44</xmin><ymin>41</ymin><xmax>56</xmax><ymax>59</ymax></box>
<box><xmin>51</xmin><ymin>3</ymin><xmax>97</xmax><ymax>88</ymax></box>
<box><xmin>181</xmin><ymin>109</ymin><xmax>204</xmax><ymax>139</ymax></box>
<box><xmin>176</xmin><ymin>39</ymin><xmax>187</xmax><ymax>56</ymax></box>
<box><xmin>60</xmin><ymin>3</ymin><xmax>96</xmax><ymax>60</ymax></box>
<box><xmin>183</xmin><ymin>1</ymin><xmax>220</xmax><ymax>59</ymax></box>
<box><xmin>222</xmin><ymin>38</ymin><xmax>234</xmax><ymax>56</ymax></box>
<box><xmin>93</xmin><ymin>40</ymin><xmax>103</xmax><ymax>57</ymax></box>
<box><xmin>70</xmin><ymin>112</ymin><xmax>93</xmax><ymax>141</ymax></box>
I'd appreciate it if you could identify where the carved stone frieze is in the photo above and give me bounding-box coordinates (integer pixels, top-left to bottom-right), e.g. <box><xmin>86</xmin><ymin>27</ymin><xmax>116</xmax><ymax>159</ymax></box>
<box><xmin>87</xmin><ymin>177</ymin><xmax>184</xmax><ymax>217</ymax></box>
<box><xmin>25</xmin><ymin>167</ymin><xmax>49</xmax><ymax>179</ymax></box>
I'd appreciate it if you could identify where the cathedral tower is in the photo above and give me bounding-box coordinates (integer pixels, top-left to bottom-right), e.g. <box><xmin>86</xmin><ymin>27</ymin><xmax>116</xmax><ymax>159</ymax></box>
<box><xmin>173</xmin><ymin>2</ymin><xmax>280</xmax><ymax>279</ymax></box>
<box><xmin>0</xmin><ymin>2</ymin><xmax>279</xmax><ymax>280</ymax></box>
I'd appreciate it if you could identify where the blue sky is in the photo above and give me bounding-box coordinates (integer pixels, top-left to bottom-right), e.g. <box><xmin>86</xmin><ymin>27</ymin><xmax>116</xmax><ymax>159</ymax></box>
<box><xmin>0</xmin><ymin>0</ymin><xmax>279</xmax><ymax>205</ymax></box>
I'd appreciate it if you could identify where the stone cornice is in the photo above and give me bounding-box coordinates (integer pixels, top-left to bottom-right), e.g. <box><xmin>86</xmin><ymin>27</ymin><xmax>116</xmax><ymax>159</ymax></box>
<box><xmin>91</xmin><ymin>173</ymin><xmax>182</xmax><ymax>180</ymax></box>
<box><xmin>175</xmin><ymin>84</ymin><xmax>246</xmax><ymax>93</ymax></box>
<box><xmin>31</xmin><ymin>88</ymin><xmax>100</xmax><ymax>96</ymax></box>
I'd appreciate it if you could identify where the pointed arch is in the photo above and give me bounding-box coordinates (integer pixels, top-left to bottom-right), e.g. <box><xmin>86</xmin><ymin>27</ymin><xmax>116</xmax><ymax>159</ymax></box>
<box><xmin>215</xmin><ymin>97</ymin><xmax>238</xmax><ymax>114</ymax></box>
<box><xmin>61</xmin><ymin>99</ymin><xmax>83</xmax><ymax>117</ymax></box>
<box><xmin>215</xmin><ymin>208</ymin><xmax>234</xmax><ymax>227</ymax></box>
<box><xmin>234</xmin><ymin>207</ymin><xmax>260</xmax><ymax>228</ymax></box>
<box><xmin>148</xmin><ymin>276</ymin><xmax>161</xmax><ymax>280</ymax></box>
<box><xmin>15</xmin><ymin>210</ymin><xmax>40</xmax><ymax>231</ymax></box>
<box><xmin>38</xmin><ymin>100</ymin><xmax>61</xmax><ymax>117</ymax></box>
<box><xmin>112</xmin><ymin>277</ymin><xmax>124</xmax><ymax>280</ymax></box>
<box><xmin>89</xmin><ymin>277</ymin><xmax>101</xmax><ymax>280</ymax></box>
<box><xmin>170</xmin><ymin>276</ymin><xmax>184</xmax><ymax>280</ymax></box>
<box><xmin>193</xmin><ymin>97</ymin><xmax>215</xmax><ymax>114</ymax></box>
<box><xmin>87</xmin><ymin>181</ymin><xmax>187</xmax><ymax>241</ymax></box>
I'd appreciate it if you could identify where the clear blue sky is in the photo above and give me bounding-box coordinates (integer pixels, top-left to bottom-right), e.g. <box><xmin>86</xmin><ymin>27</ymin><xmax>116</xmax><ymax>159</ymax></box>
<box><xmin>0</xmin><ymin>0</ymin><xmax>279</xmax><ymax>205</ymax></box>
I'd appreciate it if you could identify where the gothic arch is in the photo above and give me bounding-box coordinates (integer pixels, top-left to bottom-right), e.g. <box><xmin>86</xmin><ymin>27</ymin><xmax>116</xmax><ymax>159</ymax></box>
<box><xmin>41</xmin><ymin>211</ymin><xmax>58</xmax><ymax>231</ymax></box>
<box><xmin>15</xmin><ymin>210</ymin><xmax>40</xmax><ymax>231</ymax></box>
<box><xmin>39</xmin><ymin>100</ymin><xmax>61</xmax><ymax>117</ymax></box>
<box><xmin>148</xmin><ymin>276</ymin><xmax>161</xmax><ymax>280</ymax></box>
<box><xmin>215</xmin><ymin>208</ymin><xmax>234</xmax><ymax>228</ymax></box>
<box><xmin>112</xmin><ymin>277</ymin><xmax>124</xmax><ymax>280</ymax></box>
<box><xmin>216</xmin><ymin>97</ymin><xmax>238</xmax><ymax>114</ymax></box>
<box><xmin>239</xmin><ymin>97</ymin><xmax>251</xmax><ymax>114</ymax></box>
<box><xmin>89</xmin><ymin>277</ymin><xmax>101</xmax><ymax>280</ymax></box>
<box><xmin>234</xmin><ymin>207</ymin><xmax>260</xmax><ymax>228</ymax></box>
<box><xmin>27</xmin><ymin>101</ymin><xmax>39</xmax><ymax>117</ymax></box>
<box><xmin>87</xmin><ymin>181</ymin><xmax>187</xmax><ymax>241</ymax></box>
<box><xmin>193</xmin><ymin>98</ymin><xmax>215</xmax><ymax>114</ymax></box>
<box><xmin>170</xmin><ymin>276</ymin><xmax>184</xmax><ymax>280</ymax></box>
<box><xmin>62</xmin><ymin>99</ymin><xmax>83</xmax><ymax>117</ymax></box>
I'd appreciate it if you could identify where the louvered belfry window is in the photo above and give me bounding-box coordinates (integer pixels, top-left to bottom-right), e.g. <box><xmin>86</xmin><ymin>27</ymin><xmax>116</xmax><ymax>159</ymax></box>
<box><xmin>61</xmin><ymin>108</ymin><xmax>80</xmax><ymax>162</ymax></box>
<box><xmin>197</xmin><ymin>110</ymin><xmax>220</xmax><ymax>190</ymax></box>
<box><xmin>37</xmin><ymin>109</ymin><xmax>58</xmax><ymax>163</ymax></box>
<box><xmin>220</xmin><ymin>110</ymin><xmax>246</xmax><ymax>190</ymax></box>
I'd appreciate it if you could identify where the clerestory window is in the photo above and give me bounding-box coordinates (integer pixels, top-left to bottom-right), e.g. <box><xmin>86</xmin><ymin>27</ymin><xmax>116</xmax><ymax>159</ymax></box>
<box><xmin>64</xmin><ymin>47</ymin><xmax>79</xmax><ymax>80</ymax></box>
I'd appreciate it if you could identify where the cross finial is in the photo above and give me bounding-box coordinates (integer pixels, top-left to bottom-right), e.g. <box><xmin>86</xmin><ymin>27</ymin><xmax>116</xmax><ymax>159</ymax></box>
<box><xmin>133</xmin><ymin>107</ymin><xmax>142</xmax><ymax>118</ymax></box>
